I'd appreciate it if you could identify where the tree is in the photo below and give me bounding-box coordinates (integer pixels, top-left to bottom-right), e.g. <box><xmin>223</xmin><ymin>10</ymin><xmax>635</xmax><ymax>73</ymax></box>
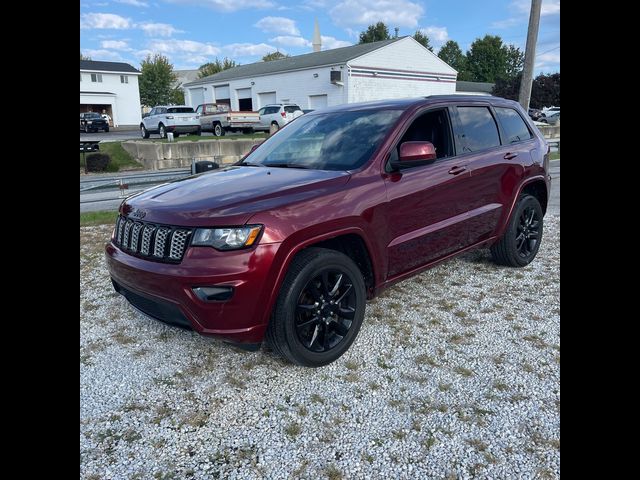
<box><xmin>465</xmin><ymin>35</ymin><xmax>508</xmax><ymax>82</ymax></box>
<box><xmin>262</xmin><ymin>51</ymin><xmax>289</xmax><ymax>62</ymax></box>
<box><xmin>139</xmin><ymin>54</ymin><xmax>182</xmax><ymax>107</ymax></box>
<box><xmin>80</xmin><ymin>51</ymin><xmax>91</xmax><ymax>60</ymax></box>
<box><xmin>505</xmin><ymin>45</ymin><xmax>525</xmax><ymax>79</ymax></box>
<box><xmin>358</xmin><ymin>22</ymin><xmax>391</xmax><ymax>44</ymax></box>
<box><xmin>493</xmin><ymin>72</ymin><xmax>560</xmax><ymax>108</ymax></box>
<box><xmin>198</xmin><ymin>58</ymin><xmax>238</xmax><ymax>79</ymax></box>
<box><xmin>412</xmin><ymin>31</ymin><xmax>433</xmax><ymax>51</ymax></box>
<box><xmin>437</xmin><ymin>40</ymin><xmax>470</xmax><ymax>79</ymax></box>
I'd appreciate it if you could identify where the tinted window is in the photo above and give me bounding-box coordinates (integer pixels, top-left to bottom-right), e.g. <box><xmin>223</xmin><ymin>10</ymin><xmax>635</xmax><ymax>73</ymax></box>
<box><xmin>258</xmin><ymin>108</ymin><xmax>265</xmax><ymax>115</ymax></box>
<box><xmin>85</xmin><ymin>112</ymin><xmax>101</xmax><ymax>119</ymax></box>
<box><xmin>457</xmin><ymin>107</ymin><xmax>500</xmax><ymax>152</ymax></box>
<box><xmin>495</xmin><ymin>107</ymin><xmax>532</xmax><ymax>144</ymax></box>
<box><xmin>245</xmin><ymin>109</ymin><xmax>403</xmax><ymax>171</ymax></box>
<box><xmin>284</xmin><ymin>106</ymin><xmax>301</xmax><ymax>113</ymax></box>
<box><xmin>167</xmin><ymin>107</ymin><xmax>193</xmax><ymax>113</ymax></box>
<box><xmin>265</xmin><ymin>107</ymin><xmax>279</xmax><ymax>114</ymax></box>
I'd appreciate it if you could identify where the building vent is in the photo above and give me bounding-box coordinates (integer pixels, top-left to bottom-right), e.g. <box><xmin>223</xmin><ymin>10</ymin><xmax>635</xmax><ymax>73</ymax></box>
<box><xmin>330</xmin><ymin>71</ymin><xmax>342</xmax><ymax>84</ymax></box>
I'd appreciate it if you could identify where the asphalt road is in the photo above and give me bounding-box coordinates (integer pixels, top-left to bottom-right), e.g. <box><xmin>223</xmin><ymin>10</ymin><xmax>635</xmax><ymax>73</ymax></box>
<box><xmin>80</xmin><ymin>128</ymin><xmax>261</xmax><ymax>143</ymax></box>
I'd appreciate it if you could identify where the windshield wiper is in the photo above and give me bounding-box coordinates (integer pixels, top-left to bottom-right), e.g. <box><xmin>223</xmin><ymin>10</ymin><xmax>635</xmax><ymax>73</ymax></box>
<box><xmin>263</xmin><ymin>162</ymin><xmax>312</xmax><ymax>169</ymax></box>
<box><xmin>238</xmin><ymin>161</ymin><xmax>264</xmax><ymax>167</ymax></box>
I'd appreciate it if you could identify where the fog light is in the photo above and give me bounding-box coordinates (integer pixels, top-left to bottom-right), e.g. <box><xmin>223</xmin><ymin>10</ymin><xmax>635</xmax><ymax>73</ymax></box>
<box><xmin>192</xmin><ymin>286</ymin><xmax>234</xmax><ymax>302</ymax></box>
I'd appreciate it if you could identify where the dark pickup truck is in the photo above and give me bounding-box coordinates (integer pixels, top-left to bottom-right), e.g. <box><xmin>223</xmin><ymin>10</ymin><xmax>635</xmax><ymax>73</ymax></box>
<box><xmin>80</xmin><ymin>112</ymin><xmax>109</xmax><ymax>133</ymax></box>
<box><xmin>106</xmin><ymin>95</ymin><xmax>550</xmax><ymax>367</ymax></box>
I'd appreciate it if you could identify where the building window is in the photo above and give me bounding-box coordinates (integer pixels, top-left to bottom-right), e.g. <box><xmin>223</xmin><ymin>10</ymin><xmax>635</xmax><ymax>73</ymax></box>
<box><xmin>91</xmin><ymin>73</ymin><xmax>103</xmax><ymax>83</ymax></box>
<box><xmin>120</xmin><ymin>75</ymin><xmax>128</xmax><ymax>84</ymax></box>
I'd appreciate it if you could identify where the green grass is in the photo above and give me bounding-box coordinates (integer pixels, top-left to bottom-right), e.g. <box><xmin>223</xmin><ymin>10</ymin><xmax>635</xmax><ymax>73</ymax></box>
<box><xmin>80</xmin><ymin>141</ymin><xmax>142</xmax><ymax>172</ymax></box>
<box><xmin>80</xmin><ymin>210</ymin><xmax>117</xmax><ymax>226</ymax></box>
<box><xmin>143</xmin><ymin>132</ymin><xmax>268</xmax><ymax>143</ymax></box>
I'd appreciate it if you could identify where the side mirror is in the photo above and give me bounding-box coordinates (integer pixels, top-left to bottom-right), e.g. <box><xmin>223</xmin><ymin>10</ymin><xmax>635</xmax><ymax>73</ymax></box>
<box><xmin>399</xmin><ymin>141</ymin><xmax>437</xmax><ymax>163</ymax></box>
<box><xmin>142</xmin><ymin>113</ymin><xmax>149</xmax><ymax>118</ymax></box>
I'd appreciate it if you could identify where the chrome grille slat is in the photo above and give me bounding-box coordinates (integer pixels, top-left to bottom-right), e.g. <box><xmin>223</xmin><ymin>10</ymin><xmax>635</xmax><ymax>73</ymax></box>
<box><xmin>169</xmin><ymin>230</ymin><xmax>190</xmax><ymax>260</ymax></box>
<box><xmin>113</xmin><ymin>215</ymin><xmax>191</xmax><ymax>263</ymax></box>
<box><xmin>153</xmin><ymin>227</ymin><xmax>170</xmax><ymax>257</ymax></box>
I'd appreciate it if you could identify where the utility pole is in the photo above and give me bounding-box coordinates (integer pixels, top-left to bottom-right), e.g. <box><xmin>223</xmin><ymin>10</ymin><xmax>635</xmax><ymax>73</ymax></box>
<box><xmin>394</xmin><ymin>27</ymin><xmax>399</xmax><ymax>38</ymax></box>
<box><xmin>518</xmin><ymin>0</ymin><xmax>542</xmax><ymax>110</ymax></box>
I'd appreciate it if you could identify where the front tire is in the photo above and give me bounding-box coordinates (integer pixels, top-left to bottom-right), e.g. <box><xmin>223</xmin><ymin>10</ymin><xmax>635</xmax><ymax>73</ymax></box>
<box><xmin>491</xmin><ymin>194</ymin><xmax>543</xmax><ymax>267</ymax></box>
<box><xmin>266</xmin><ymin>248</ymin><xmax>366</xmax><ymax>367</ymax></box>
<box><xmin>213</xmin><ymin>123</ymin><xmax>225</xmax><ymax>137</ymax></box>
<box><xmin>140</xmin><ymin>124</ymin><xmax>150</xmax><ymax>139</ymax></box>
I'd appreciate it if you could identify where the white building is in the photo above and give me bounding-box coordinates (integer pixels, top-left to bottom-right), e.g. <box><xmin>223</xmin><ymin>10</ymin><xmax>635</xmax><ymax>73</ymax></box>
<box><xmin>80</xmin><ymin>60</ymin><xmax>142</xmax><ymax>127</ymax></box>
<box><xmin>182</xmin><ymin>36</ymin><xmax>457</xmax><ymax>112</ymax></box>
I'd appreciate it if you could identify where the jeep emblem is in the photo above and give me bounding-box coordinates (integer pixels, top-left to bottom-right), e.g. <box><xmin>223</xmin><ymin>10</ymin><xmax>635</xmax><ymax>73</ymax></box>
<box><xmin>131</xmin><ymin>209</ymin><xmax>146</xmax><ymax>219</ymax></box>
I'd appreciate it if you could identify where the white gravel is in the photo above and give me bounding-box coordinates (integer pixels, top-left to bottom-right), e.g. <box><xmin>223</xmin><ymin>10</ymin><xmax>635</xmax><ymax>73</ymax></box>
<box><xmin>80</xmin><ymin>215</ymin><xmax>560</xmax><ymax>480</ymax></box>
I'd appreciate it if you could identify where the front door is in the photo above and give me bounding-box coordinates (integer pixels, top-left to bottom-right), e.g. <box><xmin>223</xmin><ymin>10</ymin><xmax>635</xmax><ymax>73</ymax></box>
<box><xmin>383</xmin><ymin>107</ymin><xmax>475</xmax><ymax>278</ymax></box>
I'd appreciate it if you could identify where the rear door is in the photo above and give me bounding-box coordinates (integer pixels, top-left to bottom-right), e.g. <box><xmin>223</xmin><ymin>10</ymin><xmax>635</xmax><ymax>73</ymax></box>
<box><xmin>451</xmin><ymin>103</ymin><xmax>534</xmax><ymax>245</ymax></box>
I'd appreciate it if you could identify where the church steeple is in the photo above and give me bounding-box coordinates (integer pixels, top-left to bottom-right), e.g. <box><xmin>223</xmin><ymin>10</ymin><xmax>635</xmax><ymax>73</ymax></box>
<box><xmin>312</xmin><ymin>18</ymin><xmax>321</xmax><ymax>52</ymax></box>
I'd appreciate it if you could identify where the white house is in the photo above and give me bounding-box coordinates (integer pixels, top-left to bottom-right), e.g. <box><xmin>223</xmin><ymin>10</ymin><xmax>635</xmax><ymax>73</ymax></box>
<box><xmin>182</xmin><ymin>36</ymin><xmax>457</xmax><ymax>112</ymax></box>
<box><xmin>80</xmin><ymin>60</ymin><xmax>142</xmax><ymax>127</ymax></box>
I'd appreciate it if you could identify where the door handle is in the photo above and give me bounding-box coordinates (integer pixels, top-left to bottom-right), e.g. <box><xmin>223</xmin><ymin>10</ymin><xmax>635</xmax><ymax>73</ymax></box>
<box><xmin>448</xmin><ymin>165</ymin><xmax>467</xmax><ymax>175</ymax></box>
<box><xmin>504</xmin><ymin>152</ymin><xmax>519</xmax><ymax>160</ymax></box>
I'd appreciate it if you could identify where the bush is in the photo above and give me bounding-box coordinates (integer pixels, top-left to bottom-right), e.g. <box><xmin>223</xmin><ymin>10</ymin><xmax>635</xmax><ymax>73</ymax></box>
<box><xmin>86</xmin><ymin>153</ymin><xmax>111</xmax><ymax>172</ymax></box>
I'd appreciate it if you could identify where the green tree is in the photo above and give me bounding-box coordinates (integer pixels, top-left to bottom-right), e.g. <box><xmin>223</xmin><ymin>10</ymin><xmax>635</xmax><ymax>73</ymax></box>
<box><xmin>437</xmin><ymin>40</ymin><xmax>471</xmax><ymax>79</ymax></box>
<box><xmin>412</xmin><ymin>31</ymin><xmax>433</xmax><ymax>51</ymax></box>
<box><xmin>139</xmin><ymin>54</ymin><xmax>182</xmax><ymax>107</ymax></box>
<box><xmin>198</xmin><ymin>57</ymin><xmax>238</xmax><ymax>79</ymax></box>
<box><xmin>80</xmin><ymin>51</ymin><xmax>91</xmax><ymax>60</ymax></box>
<box><xmin>358</xmin><ymin>22</ymin><xmax>391</xmax><ymax>44</ymax></box>
<box><xmin>464</xmin><ymin>35</ymin><xmax>525</xmax><ymax>83</ymax></box>
<box><xmin>262</xmin><ymin>51</ymin><xmax>289</xmax><ymax>62</ymax></box>
<box><xmin>492</xmin><ymin>72</ymin><xmax>560</xmax><ymax>108</ymax></box>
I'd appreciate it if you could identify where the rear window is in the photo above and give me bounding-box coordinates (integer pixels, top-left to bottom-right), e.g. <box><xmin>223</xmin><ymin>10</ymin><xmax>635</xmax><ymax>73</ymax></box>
<box><xmin>495</xmin><ymin>107</ymin><xmax>532</xmax><ymax>144</ymax></box>
<box><xmin>284</xmin><ymin>106</ymin><xmax>301</xmax><ymax>113</ymax></box>
<box><xmin>167</xmin><ymin>107</ymin><xmax>194</xmax><ymax>113</ymax></box>
<box><xmin>456</xmin><ymin>106</ymin><xmax>501</xmax><ymax>152</ymax></box>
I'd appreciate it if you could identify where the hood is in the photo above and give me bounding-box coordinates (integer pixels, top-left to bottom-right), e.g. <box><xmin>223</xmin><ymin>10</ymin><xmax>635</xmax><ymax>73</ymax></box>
<box><xmin>121</xmin><ymin>165</ymin><xmax>350</xmax><ymax>226</ymax></box>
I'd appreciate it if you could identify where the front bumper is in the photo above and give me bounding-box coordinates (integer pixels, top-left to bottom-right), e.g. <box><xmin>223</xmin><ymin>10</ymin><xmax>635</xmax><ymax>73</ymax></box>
<box><xmin>105</xmin><ymin>240</ymin><xmax>281</xmax><ymax>344</ymax></box>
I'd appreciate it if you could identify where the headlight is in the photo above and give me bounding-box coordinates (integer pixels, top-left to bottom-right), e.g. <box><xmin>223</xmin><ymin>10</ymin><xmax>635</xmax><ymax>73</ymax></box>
<box><xmin>87</xmin><ymin>121</ymin><xmax>93</xmax><ymax>124</ymax></box>
<box><xmin>191</xmin><ymin>225</ymin><xmax>263</xmax><ymax>250</ymax></box>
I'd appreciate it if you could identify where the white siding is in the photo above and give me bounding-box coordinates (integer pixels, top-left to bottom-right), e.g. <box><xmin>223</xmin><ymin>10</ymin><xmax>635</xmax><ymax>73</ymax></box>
<box><xmin>80</xmin><ymin>70</ymin><xmax>142</xmax><ymax>126</ymax></box>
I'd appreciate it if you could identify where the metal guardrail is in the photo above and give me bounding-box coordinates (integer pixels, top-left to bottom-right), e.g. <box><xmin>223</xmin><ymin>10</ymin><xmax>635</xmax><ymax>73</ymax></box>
<box><xmin>80</xmin><ymin>168</ymin><xmax>191</xmax><ymax>193</ymax></box>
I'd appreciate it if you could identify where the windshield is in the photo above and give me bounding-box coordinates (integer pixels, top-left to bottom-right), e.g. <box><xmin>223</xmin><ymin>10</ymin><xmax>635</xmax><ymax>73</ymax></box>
<box><xmin>85</xmin><ymin>113</ymin><xmax>101</xmax><ymax>119</ymax></box>
<box><xmin>244</xmin><ymin>109</ymin><xmax>403</xmax><ymax>171</ymax></box>
<box><xmin>167</xmin><ymin>107</ymin><xmax>194</xmax><ymax>113</ymax></box>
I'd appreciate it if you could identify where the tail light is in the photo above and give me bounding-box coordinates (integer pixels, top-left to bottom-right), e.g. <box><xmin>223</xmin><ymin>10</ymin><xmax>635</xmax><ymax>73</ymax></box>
<box><xmin>227</xmin><ymin>116</ymin><xmax>231</xmax><ymax>121</ymax></box>
<box><xmin>281</xmin><ymin>111</ymin><xmax>286</xmax><ymax>118</ymax></box>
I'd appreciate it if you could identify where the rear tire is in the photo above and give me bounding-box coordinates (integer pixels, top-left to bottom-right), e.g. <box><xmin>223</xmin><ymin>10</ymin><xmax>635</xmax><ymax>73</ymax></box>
<box><xmin>104</xmin><ymin>126</ymin><xmax>109</xmax><ymax>133</ymax></box>
<box><xmin>195</xmin><ymin>127</ymin><xmax>202</xmax><ymax>136</ymax></box>
<box><xmin>173</xmin><ymin>132</ymin><xmax>180</xmax><ymax>138</ymax></box>
<box><xmin>490</xmin><ymin>194</ymin><xmax>543</xmax><ymax>267</ymax></box>
<box><xmin>159</xmin><ymin>124</ymin><xmax>166</xmax><ymax>138</ymax></box>
<box><xmin>266</xmin><ymin>248</ymin><xmax>366</xmax><ymax>367</ymax></box>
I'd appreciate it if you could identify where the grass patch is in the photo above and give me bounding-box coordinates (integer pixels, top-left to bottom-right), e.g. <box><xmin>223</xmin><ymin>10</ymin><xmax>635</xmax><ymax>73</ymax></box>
<box><xmin>284</xmin><ymin>422</ymin><xmax>301</xmax><ymax>438</ymax></box>
<box><xmin>80</xmin><ymin>210</ymin><xmax>118</xmax><ymax>226</ymax></box>
<box><xmin>80</xmin><ymin>141</ymin><xmax>142</xmax><ymax>172</ymax></box>
<box><xmin>324</xmin><ymin>464</ymin><xmax>343</xmax><ymax>480</ymax></box>
<box><xmin>453</xmin><ymin>366</ymin><xmax>474</xmax><ymax>377</ymax></box>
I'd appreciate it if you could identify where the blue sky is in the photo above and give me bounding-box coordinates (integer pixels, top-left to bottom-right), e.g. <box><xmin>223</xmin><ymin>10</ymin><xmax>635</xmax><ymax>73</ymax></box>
<box><xmin>80</xmin><ymin>0</ymin><xmax>560</xmax><ymax>74</ymax></box>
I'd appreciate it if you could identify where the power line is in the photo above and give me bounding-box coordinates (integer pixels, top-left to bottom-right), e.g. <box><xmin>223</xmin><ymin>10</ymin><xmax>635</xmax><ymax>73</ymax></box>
<box><xmin>536</xmin><ymin>45</ymin><xmax>560</xmax><ymax>57</ymax></box>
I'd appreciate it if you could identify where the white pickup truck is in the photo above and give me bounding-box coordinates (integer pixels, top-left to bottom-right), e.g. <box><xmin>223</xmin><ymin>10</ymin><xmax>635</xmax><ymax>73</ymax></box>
<box><xmin>195</xmin><ymin>103</ymin><xmax>260</xmax><ymax>137</ymax></box>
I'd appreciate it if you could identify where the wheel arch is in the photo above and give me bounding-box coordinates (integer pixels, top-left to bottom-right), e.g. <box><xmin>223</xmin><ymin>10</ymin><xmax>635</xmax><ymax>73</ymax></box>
<box><xmin>495</xmin><ymin>175</ymin><xmax>549</xmax><ymax>240</ymax></box>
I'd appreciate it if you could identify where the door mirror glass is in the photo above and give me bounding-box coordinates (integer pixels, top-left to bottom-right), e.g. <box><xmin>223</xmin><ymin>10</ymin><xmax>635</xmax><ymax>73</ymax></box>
<box><xmin>398</xmin><ymin>141</ymin><xmax>437</xmax><ymax>164</ymax></box>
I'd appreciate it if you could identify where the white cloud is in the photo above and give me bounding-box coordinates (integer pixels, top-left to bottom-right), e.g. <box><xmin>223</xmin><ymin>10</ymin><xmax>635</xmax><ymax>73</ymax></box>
<box><xmin>100</xmin><ymin>40</ymin><xmax>131</xmax><ymax>50</ymax></box>
<box><xmin>223</xmin><ymin>42</ymin><xmax>278</xmax><ymax>57</ymax></box>
<box><xmin>420</xmin><ymin>26</ymin><xmax>449</xmax><ymax>45</ymax></box>
<box><xmin>165</xmin><ymin>0</ymin><xmax>275</xmax><ymax>13</ymax></box>
<box><xmin>330</xmin><ymin>0</ymin><xmax>424</xmax><ymax>28</ymax></box>
<box><xmin>80</xmin><ymin>13</ymin><xmax>133</xmax><ymax>29</ymax></box>
<box><xmin>147</xmin><ymin>39</ymin><xmax>221</xmax><ymax>56</ymax></box>
<box><xmin>270</xmin><ymin>35</ymin><xmax>311</xmax><ymax>47</ymax></box>
<box><xmin>255</xmin><ymin>16</ymin><xmax>300</xmax><ymax>35</ymax></box>
<box><xmin>493</xmin><ymin>0</ymin><xmax>560</xmax><ymax>28</ymax></box>
<box><xmin>321</xmin><ymin>36</ymin><xmax>352</xmax><ymax>50</ymax></box>
<box><xmin>139</xmin><ymin>22</ymin><xmax>182</xmax><ymax>36</ymax></box>
<box><xmin>82</xmin><ymin>49</ymin><xmax>125</xmax><ymax>61</ymax></box>
<box><xmin>115</xmin><ymin>0</ymin><xmax>149</xmax><ymax>6</ymax></box>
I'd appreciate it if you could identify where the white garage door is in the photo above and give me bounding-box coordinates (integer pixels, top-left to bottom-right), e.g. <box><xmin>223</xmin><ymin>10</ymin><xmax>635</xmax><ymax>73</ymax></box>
<box><xmin>258</xmin><ymin>92</ymin><xmax>277</xmax><ymax>108</ymax></box>
<box><xmin>189</xmin><ymin>88</ymin><xmax>204</xmax><ymax>108</ymax></box>
<box><xmin>236</xmin><ymin>88</ymin><xmax>252</xmax><ymax>99</ymax></box>
<box><xmin>214</xmin><ymin>85</ymin><xmax>230</xmax><ymax>101</ymax></box>
<box><xmin>309</xmin><ymin>94</ymin><xmax>328</xmax><ymax>110</ymax></box>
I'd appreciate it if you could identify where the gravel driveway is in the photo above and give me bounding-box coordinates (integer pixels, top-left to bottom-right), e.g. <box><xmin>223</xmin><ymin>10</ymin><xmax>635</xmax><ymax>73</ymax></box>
<box><xmin>80</xmin><ymin>215</ymin><xmax>560</xmax><ymax>480</ymax></box>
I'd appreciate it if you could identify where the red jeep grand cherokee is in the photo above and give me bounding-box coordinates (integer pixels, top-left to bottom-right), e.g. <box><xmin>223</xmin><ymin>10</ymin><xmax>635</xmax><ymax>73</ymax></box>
<box><xmin>106</xmin><ymin>96</ymin><xmax>550</xmax><ymax>367</ymax></box>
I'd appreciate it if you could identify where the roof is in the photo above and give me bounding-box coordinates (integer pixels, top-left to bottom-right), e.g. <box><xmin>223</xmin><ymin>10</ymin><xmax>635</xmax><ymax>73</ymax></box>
<box><xmin>80</xmin><ymin>60</ymin><xmax>140</xmax><ymax>74</ymax></box>
<box><xmin>80</xmin><ymin>91</ymin><xmax>115</xmax><ymax>95</ymax></box>
<box><xmin>456</xmin><ymin>81</ymin><xmax>494</xmax><ymax>94</ymax></box>
<box><xmin>184</xmin><ymin>38</ymin><xmax>403</xmax><ymax>87</ymax></box>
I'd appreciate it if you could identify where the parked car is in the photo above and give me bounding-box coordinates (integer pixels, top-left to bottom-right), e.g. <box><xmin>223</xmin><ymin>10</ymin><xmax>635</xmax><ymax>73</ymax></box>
<box><xmin>195</xmin><ymin>103</ymin><xmax>260</xmax><ymax>137</ymax></box>
<box><xmin>528</xmin><ymin>108</ymin><xmax>543</xmax><ymax>121</ymax></box>
<box><xmin>254</xmin><ymin>104</ymin><xmax>303</xmax><ymax>132</ymax></box>
<box><xmin>540</xmin><ymin>109</ymin><xmax>560</xmax><ymax>125</ymax></box>
<box><xmin>107</xmin><ymin>96</ymin><xmax>550</xmax><ymax>367</ymax></box>
<box><xmin>80</xmin><ymin>112</ymin><xmax>109</xmax><ymax>133</ymax></box>
<box><xmin>140</xmin><ymin>105</ymin><xmax>201</xmax><ymax>139</ymax></box>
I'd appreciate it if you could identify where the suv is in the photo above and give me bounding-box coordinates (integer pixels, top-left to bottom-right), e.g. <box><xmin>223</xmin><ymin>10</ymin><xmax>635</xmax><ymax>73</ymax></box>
<box><xmin>140</xmin><ymin>105</ymin><xmax>201</xmax><ymax>138</ymax></box>
<box><xmin>80</xmin><ymin>112</ymin><xmax>109</xmax><ymax>133</ymax></box>
<box><xmin>255</xmin><ymin>104</ymin><xmax>302</xmax><ymax>132</ymax></box>
<box><xmin>107</xmin><ymin>96</ymin><xmax>550</xmax><ymax>367</ymax></box>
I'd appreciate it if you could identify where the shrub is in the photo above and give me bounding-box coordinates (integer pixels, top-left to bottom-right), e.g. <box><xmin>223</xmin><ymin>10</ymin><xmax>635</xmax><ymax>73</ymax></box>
<box><xmin>86</xmin><ymin>153</ymin><xmax>111</xmax><ymax>172</ymax></box>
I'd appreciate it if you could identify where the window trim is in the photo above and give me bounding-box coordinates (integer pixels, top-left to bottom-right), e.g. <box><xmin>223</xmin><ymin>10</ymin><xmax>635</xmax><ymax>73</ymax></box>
<box><xmin>90</xmin><ymin>73</ymin><xmax>103</xmax><ymax>83</ymax></box>
<box><xmin>383</xmin><ymin>105</ymin><xmax>458</xmax><ymax>173</ymax></box>
<box><xmin>450</xmin><ymin>103</ymin><xmax>504</xmax><ymax>157</ymax></box>
<box><xmin>120</xmin><ymin>75</ymin><xmax>129</xmax><ymax>84</ymax></box>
